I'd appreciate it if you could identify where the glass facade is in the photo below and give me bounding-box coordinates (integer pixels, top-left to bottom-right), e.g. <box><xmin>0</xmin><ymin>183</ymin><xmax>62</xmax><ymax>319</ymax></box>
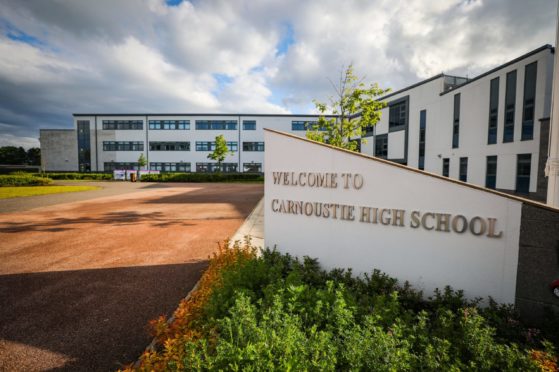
<box><xmin>196</xmin><ymin>162</ymin><xmax>238</xmax><ymax>172</ymax></box>
<box><xmin>375</xmin><ymin>134</ymin><xmax>388</xmax><ymax>158</ymax></box>
<box><xmin>195</xmin><ymin>120</ymin><xmax>237</xmax><ymax>130</ymax></box>
<box><xmin>442</xmin><ymin>158</ymin><xmax>449</xmax><ymax>177</ymax></box>
<box><xmin>291</xmin><ymin>120</ymin><xmax>318</xmax><ymax>131</ymax></box>
<box><xmin>488</xmin><ymin>77</ymin><xmax>499</xmax><ymax>145</ymax></box>
<box><xmin>521</xmin><ymin>62</ymin><xmax>537</xmax><ymax>141</ymax></box>
<box><xmin>195</xmin><ymin>141</ymin><xmax>238</xmax><ymax>152</ymax></box>
<box><xmin>486</xmin><ymin>156</ymin><xmax>497</xmax><ymax>189</ymax></box>
<box><xmin>389</xmin><ymin>100</ymin><xmax>407</xmax><ymax>131</ymax></box>
<box><xmin>243</xmin><ymin>163</ymin><xmax>262</xmax><ymax>173</ymax></box>
<box><xmin>452</xmin><ymin>94</ymin><xmax>460</xmax><ymax>148</ymax></box>
<box><xmin>102</xmin><ymin>120</ymin><xmax>143</xmax><ymax>130</ymax></box>
<box><xmin>103</xmin><ymin>141</ymin><xmax>144</xmax><ymax>151</ymax></box>
<box><xmin>418</xmin><ymin>110</ymin><xmax>426</xmax><ymax>170</ymax></box>
<box><xmin>149</xmin><ymin>162</ymin><xmax>191</xmax><ymax>172</ymax></box>
<box><xmin>243</xmin><ymin>120</ymin><xmax>256</xmax><ymax>130</ymax></box>
<box><xmin>242</xmin><ymin>142</ymin><xmax>265</xmax><ymax>151</ymax></box>
<box><xmin>149</xmin><ymin>142</ymin><xmax>190</xmax><ymax>151</ymax></box>
<box><xmin>77</xmin><ymin>120</ymin><xmax>91</xmax><ymax>172</ymax></box>
<box><xmin>503</xmin><ymin>70</ymin><xmax>517</xmax><ymax>143</ymax></box>
<box><xmin>149</xmin><ymin>120</ymin><xmax>190</xmax><ymax>130</ymax></box>
<box><xmin>516</xmin><ymin>154</ymin><xmax>531</xmax><ymax>194</ymax></box>
<box><xmin>459</xmin><ymin>157</ymin><xmax>468</xmax><ymax>182</ymax></box>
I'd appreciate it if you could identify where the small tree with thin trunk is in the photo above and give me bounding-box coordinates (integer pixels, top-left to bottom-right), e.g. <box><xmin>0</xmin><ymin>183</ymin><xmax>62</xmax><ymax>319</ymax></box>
<box><xmin>307</xmin><ymin>64</ymin><xmax>390</xmax><ymax>151</ymax></box>
<box><xmin>207</xmin><ymin>135</ymin><xmax>233</xmax><ymax>172</ymax></box>
<box><xmin>137</xmin><ymin>153</ymin><xmax>147</xmax><ymax>170</ymax></box>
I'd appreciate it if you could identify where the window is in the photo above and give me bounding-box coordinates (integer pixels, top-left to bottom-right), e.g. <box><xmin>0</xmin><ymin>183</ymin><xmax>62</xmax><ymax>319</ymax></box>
<box><xmin>149</xmin><ymin>142</ymin><xmax>190</xmax><ymax>151</ymax></box>
<box><xmin>488</xmin><ymin>77</ymin><xmax>499</xmax><ymax>144</ymax></box>
<box><xmin>291</xmin><ymin>121</ymin><xmax>318</xmax><ymax>131</ymax></box>
<box><xmin>516</xmin><ymin>154</ymin><xmax>531</xmax><ymax>194</ymax></box>
<box><xmin>195</xmin><ymin>141</ymin><xmax>237</xmax><ymax>152</ymax></box>
<box><xmin>77</xmin><ymin>120</ymin><xmax>91</xmax><ymax>172</ymax></box>
<box><xmin>196</xmin><ymin>162</ymin><xmax>238</xmax><ymax>173</ymax></box>
<box><xmin>243</xmin><ymin>120</ymin><xmax>256</xmax><ymax>130</ymax></box>
<box><xmin>242</xmin><ymin>142</ymin><xmax>265</xmax><ymax>151</ymax></box>
<box><xmin>418</xmin><ymin>110</ymin><xmax>426</xmax><ymax>170</ymax></box>
<box><xmin>104</xmin><ymin>162</ymin><xmax>138</xmax><ymax>171</ymax></box>
<box><xmin>195</xmin><ymin>120</ymin><xmax>237</xmax><ymax>130</ymax></box>
<box><xmin>149</xmin><ymin>162</ymin><xmax>191</xmax><ymax>172</ymax></box>
<box><xmin>102</xmin><ymin>120</ymin><xmax>143</xmax><ymax>130</ymax></box>
<box><xmin>374</xmin><ymin>134</ymin><xmax>388</xmax><ymax>159</ymax></box>
<box><xmin>459</xmin><ymin>157</ymin><xmax>468</xmax><ymax>182</ymax></box>
<box><xmin>503</xmin><ymin>70</ymin><xmax>517</xmax><ymax>143</ymax></box>
<box><xmin>243</xmin><ymin>163</ymin><xmax>262</xmax><ymax>173</ymax></box>
<box><xmin>452</xmin><ymin>94</ymin><xmax>460</xmax><ymax>148</ymax></box>
<box><xmin>389</xmin><ymin>99</ymin><xmax>407</xmax><ymax>131</ymax></box>
<box><xmin>486</xmin><ymin>156</ymin><xmax>497</xmax><ymax>189</ymax></box>
<box><xmin>103</xmin><ymin>141</ymin><xmax>144</xmax><ymax>151</ymax></box>
<box><xmin>148</xmin><ymin>120</ymin><xmax>190</xmax><ymax>130</ymax></box>
<box><xmin>442</xmin><ymin>158</ymin><xmax>450</xmax><ymax>177</ymax></box>
<box><xmin>522</xmin><ymin>62</ymin><xmax>537</xmax><ymax>141</ymax></box>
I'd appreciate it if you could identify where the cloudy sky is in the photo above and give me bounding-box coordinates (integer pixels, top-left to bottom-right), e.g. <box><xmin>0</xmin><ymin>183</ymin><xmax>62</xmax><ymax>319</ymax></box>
<box><xmin>0</xmin><ymin>0</ymin><xmax>556</xmax><ymax>148</ymax></box>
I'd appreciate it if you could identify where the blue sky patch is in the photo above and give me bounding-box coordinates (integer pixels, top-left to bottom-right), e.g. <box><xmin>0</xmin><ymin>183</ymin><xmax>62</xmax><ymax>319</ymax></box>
<box><xmin>166</xmin><ymin>0</ymin><xmax>184</xmax><ymax>6</ymax></box>
<box><xmin>276</xmin><ymin>22</ymin><xmax>295</xmax><ymax>56</ymax></box>
<box><xmin>212</xmin><ymin>73</ymin><xmax>233</xmax><ymax>95</ymax></box>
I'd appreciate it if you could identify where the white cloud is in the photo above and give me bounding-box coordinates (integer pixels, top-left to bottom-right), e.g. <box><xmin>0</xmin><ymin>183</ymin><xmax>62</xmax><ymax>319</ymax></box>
<box><xmin>0</xmin><ymin>0</ymin><xmax>555</xmax><ymax>146</ymax></box>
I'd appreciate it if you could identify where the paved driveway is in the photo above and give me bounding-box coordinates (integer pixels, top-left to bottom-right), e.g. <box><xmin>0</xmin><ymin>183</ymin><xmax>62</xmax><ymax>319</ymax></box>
<box><xmin>0</xmin><ymin>182</ymin><xmax>263</xmax><ymax>371</ymax></box>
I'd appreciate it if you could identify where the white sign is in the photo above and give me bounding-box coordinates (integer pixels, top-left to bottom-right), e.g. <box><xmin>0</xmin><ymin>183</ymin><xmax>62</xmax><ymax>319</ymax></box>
<box><xmin>113</xmin><ymin>170</ymin><xmax>126</xmax><ymax>180</ymax></box>
<box><xmin>264</xmin><ymin>130</ymin><xmax>522</xmax><ymax>304</ymax></box>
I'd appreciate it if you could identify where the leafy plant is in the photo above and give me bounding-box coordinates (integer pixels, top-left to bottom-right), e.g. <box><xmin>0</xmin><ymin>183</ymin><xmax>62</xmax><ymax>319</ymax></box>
<box><xmin>307</xmin><ymin>64</ymin><xmax>390</xmax><ymax>151</ymax></box>
<box><xmin>126</xmin><ymin>241</ymin><xmax>557</xmax><ymax>371</ymax></box>
<box><xmin>207</xmin><ymin>135</ymin><xmax>233</xmax><ymax>172</ymax></box>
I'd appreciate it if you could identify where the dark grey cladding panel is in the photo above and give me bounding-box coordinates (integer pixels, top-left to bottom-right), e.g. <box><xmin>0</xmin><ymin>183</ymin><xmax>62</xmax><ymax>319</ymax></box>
<box><xmin>516</xmin><ymin>204</ymin><xmax>559</xmax><ymax>326</ymax></box>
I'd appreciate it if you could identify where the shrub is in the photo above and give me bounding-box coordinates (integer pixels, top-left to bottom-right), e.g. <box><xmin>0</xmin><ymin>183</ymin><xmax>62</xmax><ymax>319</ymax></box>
<box><xmin>128</xmin><ymin>241</ymin><xmax>557</xmax><ymax>371</ymax></box>
<box><xmin>140</xmin><ymin>172</ymin><xmax>263</xmax><ymax>183</ymax></box>
<box><xmin>0</xmin><ymin>174</ymin><xmax>52</xmax><ymax>186</ymax></box>
<box><xmin>33</xmin><ymin>172</ymin><xmax>112</xmax><ymax>180</ymax></box>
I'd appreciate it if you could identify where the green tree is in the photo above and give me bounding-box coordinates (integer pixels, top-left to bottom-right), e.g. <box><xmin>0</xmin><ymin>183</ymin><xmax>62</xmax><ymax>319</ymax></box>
<box><xmin>26</xmin><ymin>148</ymin><xmax>41</xmax><ymax>165</ymax></box>
<box><xmin>0</xmin><ymin>146</ymin><xmax>28</xmax><ymax>165</ymax></box>
<box><xmin>207</xmin><ymin>135</ymin><xmax>233</xmax><ymax>172</ymax></box>
<box><xmin>307</xmin><ymin>64</ymin><xmax>390</xmax><ymax>151</ymax></box>
<box><xmin>137</xmin><ymin>153</ymin><xmax>147</xmax><ymax>169</ymax></box>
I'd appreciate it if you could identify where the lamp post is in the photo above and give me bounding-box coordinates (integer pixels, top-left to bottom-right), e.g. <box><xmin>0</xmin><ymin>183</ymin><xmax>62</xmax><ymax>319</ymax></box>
<box><xmin>547</xmin><ymin>0</ymin><xmax>559</xmax><ymax>207</ymax></box>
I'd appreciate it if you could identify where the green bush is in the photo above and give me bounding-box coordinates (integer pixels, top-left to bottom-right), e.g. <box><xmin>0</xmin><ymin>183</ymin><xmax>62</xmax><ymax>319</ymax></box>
<box><xmin>140</xmin><ymin>172</ymin><xmax>263</xmax><ymax>183</ymax></box>
<box><xmin>33</xmin><ymin>172</ymin><xmax>112</xmax><ymax>180</ymax></box>
<box><xmin>0</xmin><ymin>174</ymin><xmax>52</xmax><ymax>186</ymax></box>
<box><xmin>138</xmin><ymin>246</ymin><xmax>557</xmax><ymax>371</ymax></box>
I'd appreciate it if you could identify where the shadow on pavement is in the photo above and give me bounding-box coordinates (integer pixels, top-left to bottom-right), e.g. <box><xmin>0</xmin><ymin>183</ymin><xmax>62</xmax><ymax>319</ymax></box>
<box><xmin>0</xmin><ymin>211</ymin><xmax>197</xmax><ymax>233</ymax></box>
<box><xmin>0</xmin><ymin>261</ymin><xmax>208</xmax><ymax>371</ymax></box>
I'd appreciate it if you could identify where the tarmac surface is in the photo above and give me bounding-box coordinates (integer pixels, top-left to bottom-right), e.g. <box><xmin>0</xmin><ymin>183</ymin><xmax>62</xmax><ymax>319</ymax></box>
<box><xmin>0</xmin><ymin>182</ymin><xmax>263</xmax><ymax>371</ymax></box>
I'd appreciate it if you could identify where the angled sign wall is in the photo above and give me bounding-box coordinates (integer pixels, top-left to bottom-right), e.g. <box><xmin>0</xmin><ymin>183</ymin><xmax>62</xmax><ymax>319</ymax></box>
<box><xmin>264</xmin><ymin>129</ymin><xmax>528</xmax><ymax>303</ymax></box>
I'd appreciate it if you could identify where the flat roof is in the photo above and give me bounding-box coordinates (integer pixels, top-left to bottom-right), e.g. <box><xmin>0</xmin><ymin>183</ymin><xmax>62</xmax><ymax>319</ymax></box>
<box><xmin>73</xmin><ymin>113</ymin><xmax>331</xmax><ymax>118</ymax></box>
<box><xmin>440</xmin><ymin>44</ymin><xmax>553</xmax><ymax>96</ymax></box>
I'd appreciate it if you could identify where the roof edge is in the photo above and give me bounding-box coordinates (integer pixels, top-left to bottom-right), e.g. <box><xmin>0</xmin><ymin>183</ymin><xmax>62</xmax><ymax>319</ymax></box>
<box><xmin>440</xmin><ymin>44</ymin><xmax>553</xmax><ymax>96</ymax></box>
<box><xmin>72</xmin><ymin>113</ymin><xmax>335</xmax><ymax>118</ymax></box>
<box><xmin>264</xmin><ymin>128</ymin><xmax>559</xmax><ymax>213</ymax></box>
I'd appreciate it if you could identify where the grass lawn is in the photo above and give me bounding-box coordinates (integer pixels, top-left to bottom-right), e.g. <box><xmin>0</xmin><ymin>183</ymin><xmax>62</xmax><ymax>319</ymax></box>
<box><xmin>0</xmin><ymin>185</ymin><xmax>100</xmax><ymax>199</ymax></box>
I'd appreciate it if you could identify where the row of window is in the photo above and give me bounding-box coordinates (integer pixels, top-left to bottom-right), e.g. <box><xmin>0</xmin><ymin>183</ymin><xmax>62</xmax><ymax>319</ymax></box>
<box><xmin>451</xmin><ymin>61</ymin><xmax>537</xmax><ymax>148</ymax></box>
<box><xmin>103</xmin><ymin>141</ymin><xmax>144</xmax><ymax>151</ymax></box>
<box><xmin>103</xmin><ymin>141</ymin><xmax>265</xmax><ymax>152</ymax></box>
<box><xmin>149</xmin><ymin>120</ymin><xmax>190</xmax><ymax>130</ymax></box>
<box><xmin>98</xmin><ymin>120</ymin><xmax>260</xmax><ymax>131</ymax></box>
<box><xmin>441</xmin><ymin>154</ymin><xmax>531</xmax><ymax>194</ymax></box>
<box><xmin>103</xmin><ymin>162</ymin><xmax>263</xmax><ymax>173</ymax></box>
<box><xmin>102</xmin><ymin>120</ymin><xmax>143</xmax><ymax>130</ymax></box>
<box><xmin>291</xmin><ymin>121</ymin><xmax>318</xmax><ymax>131</ymax></box>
